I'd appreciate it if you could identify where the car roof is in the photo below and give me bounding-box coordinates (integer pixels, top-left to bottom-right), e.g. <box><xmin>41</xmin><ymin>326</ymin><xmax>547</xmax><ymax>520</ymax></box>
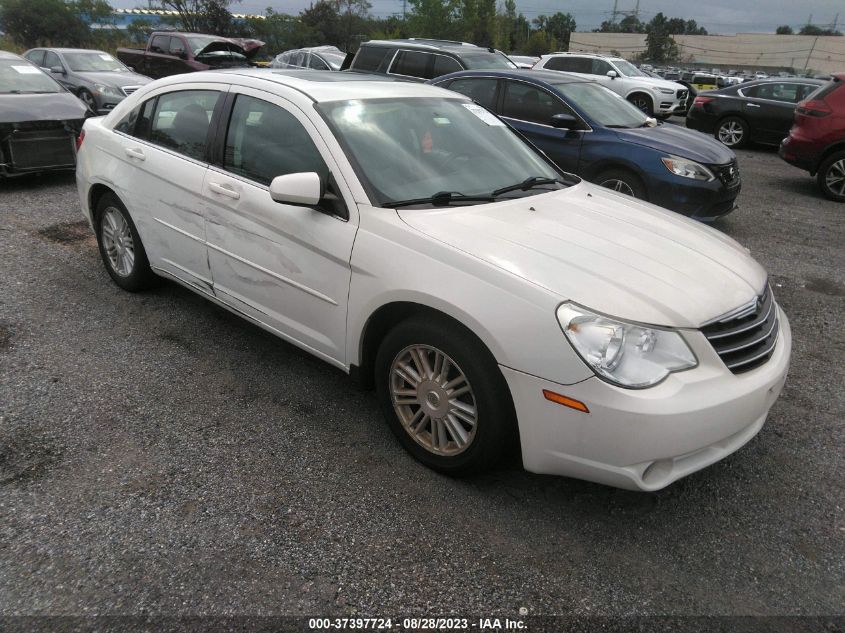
<box><xmin>167</xmin><ymin>68</ymin><xmax>464</xmax><ymax>102</ymax></box>
<box><xmin>432</xmin><ymin>68</ymin><xmax>594</xmax><ymax>86</ymax></box>
<box><xmin>543</xmin><ymin>52</ymin><xmax>624</xmax><ymax>61</ymax></box>
<box><xmin>0</xmin><ymin>50</ymin><xmax>25</xmax><ymax>61</ymax></box>
<box><xmin>29</xmin><ymin>48</ymin><xmax>108</xmax><ymax>54</ymax></box>
<box><xmin>361</xmin><ymin>38</ymin><xmax>485</xmax><ymax>53</ymax></box>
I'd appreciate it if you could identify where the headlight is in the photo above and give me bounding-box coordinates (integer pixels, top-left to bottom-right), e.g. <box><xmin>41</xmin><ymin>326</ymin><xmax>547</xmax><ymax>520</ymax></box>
<box><xmin>661</xmin><ymin>155</ymin><xmax>715</xmax><ymax>181</ymax></box>
<box><xmin>652</xmin><ymin>87</ymin><xmax>675</xmax><ymax>94</ymax></box>
<box><xmin>556</xmin><ymin>304</ymin><xmax>697</xmax><ymax>388</ymax></box>
<box><xmin>93</xmin><ymin>83</ymin><xmax>122</xmax><ymax>98</ymax></box>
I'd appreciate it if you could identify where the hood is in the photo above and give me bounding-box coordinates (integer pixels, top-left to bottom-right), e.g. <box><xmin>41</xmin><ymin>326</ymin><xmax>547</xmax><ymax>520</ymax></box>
<box><xmin>0</xmin><ymin>92</ymin><xmax>88</xmax><ymax>123</ymax></box>
<box><xmin>196</xmin><ymin>38</ymin><xmax>264</xmax><ymax>60</ymax></box>
<box><xmin>635</xmin><ymin>76</ymin><xmax>684</xmax><ymax>91</ymax></box>
<box><xmin>76</xmin><ymin>70</ymin><xmax>152</xmax><ymax>87</ymax></box>
<box><xmin>614</xmin><ymin>123</ymin><xmax>735</xmax><ymax>164</ymax></box>
<box><xmin>397</xmin><ymin>183</ymin><xmax>767</xmax><ymax>328</ymax></box>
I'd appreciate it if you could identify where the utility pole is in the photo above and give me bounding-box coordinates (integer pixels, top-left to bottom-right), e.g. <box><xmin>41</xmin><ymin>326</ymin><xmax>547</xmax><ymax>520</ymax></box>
<box><xmin>804</xmin><ymin>36</ymin><xmax>819</xmax><ymax>71</ymax></box>
<box><xmin>611</xmin><ymin>0</ymin><xmax>619</xmax><ymax>25</ymax></box>
<box><xmin>402</xmin><ymin>0</ymin><xmax>406</xmax><ymax>21</ymax></box>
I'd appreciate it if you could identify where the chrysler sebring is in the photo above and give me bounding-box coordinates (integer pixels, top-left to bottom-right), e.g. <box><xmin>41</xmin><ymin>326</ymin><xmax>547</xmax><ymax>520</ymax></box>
<box><xmin>75</xmin><ymin>70</ymin><xmax>791</xmax><ymax>490</ymax></box>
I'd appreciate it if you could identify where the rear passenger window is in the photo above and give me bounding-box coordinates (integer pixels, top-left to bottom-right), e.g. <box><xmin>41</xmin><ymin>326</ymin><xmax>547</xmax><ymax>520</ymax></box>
<box><xmin>447</xmin><ymin>78</ymin><xmax>498</xmax><ymax>110</ymax></box>
<box><xmin>223</xmin><ymin>94</ymin><xmax>328</xmax><ymax>186</ymax></box>
<box><xmin>545</xmin><ymin>57</ymin><xmax>590</xmax><ymax>73</ymax></box>
<box><xmin>149</xmin><ymin>90</ymin><xmax>219</xmax><ymax>161</ymax></box>
<box><xmin>115</xmin><ymin>98</ymin><xmax>156</xmax><ymax>138</ymax></box>
<box><xmin>352</xmin><ymin>46</ymin><xmax>389</xmax><ymax>72</ymax></box>
<box><xmin>390</xmin><ymin>50</ymin><xmax>432</xmax><ymax>79</ymax></box>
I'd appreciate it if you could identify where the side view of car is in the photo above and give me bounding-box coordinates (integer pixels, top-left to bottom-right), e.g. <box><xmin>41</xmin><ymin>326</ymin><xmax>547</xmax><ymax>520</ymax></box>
<box><xmin>780</xmin><ymin>73</ymin><xmax>845</xmax><ymax>201</ymax></box>
<box><xmin>117</xmin><ymin>32</ymin><xmax>264</xmax><ymax>79</ymax></box>
<box><xmin>686</xmin><ymin>78</ymin><xmax>825</xmax><ymax>148</ymax></box>
<box><xmin>431</xmin><ymin>69</ymin><xmax>740</xmax><ymax>221</ymax></box>
<box><xmin>23</xmin><ymin>48</ymin><xmax>151</xmax><ymax>114</ymax></box>
<box><xmin>347</xmin><ymin>38</ymin><xmax>516</xmax><ymax>81</ymax></box>
<box><xmin>270</xmin><ymin>46</ymin><xmax>346</xmax><ymax>71</ymax></box>
<box><xmin>75</xmin><ymin>70</ymin><xmax>790</xmax><ymax>491</ymax></box>
<box><xmin>532</xmin><ymin>52</ymin><xmax>688</xmax><ymax>118</ymax></box>
<box><xmin>0</xmin><ymin>50</ymin><xmax>89</xmax><ymax>177</ymax></box>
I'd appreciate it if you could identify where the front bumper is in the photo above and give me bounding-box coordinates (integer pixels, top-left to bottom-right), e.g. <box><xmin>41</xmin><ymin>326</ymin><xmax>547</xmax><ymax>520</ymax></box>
<box><xmin>503</xmin><ymin>307</ymin><xmax>791</xmax><ymax>491</ymax></box>
<box><xmin>646</xmin><ymin>166</ymin><xmax>740</xmax><ymax>222</ymax></box>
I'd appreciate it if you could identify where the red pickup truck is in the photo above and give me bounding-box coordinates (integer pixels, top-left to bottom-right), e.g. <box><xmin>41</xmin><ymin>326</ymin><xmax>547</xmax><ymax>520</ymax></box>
<box><xmin>117</xmin><ymin>32</ymin><xmax>264</xmax><ymax>79</ymax></box>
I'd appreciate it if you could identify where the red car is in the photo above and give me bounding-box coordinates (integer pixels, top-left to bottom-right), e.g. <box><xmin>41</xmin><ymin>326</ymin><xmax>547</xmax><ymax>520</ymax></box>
<box><xmin>780</xmin><ymin>73</ymin><xmax>845</xmax><ymax>201</ymax></box>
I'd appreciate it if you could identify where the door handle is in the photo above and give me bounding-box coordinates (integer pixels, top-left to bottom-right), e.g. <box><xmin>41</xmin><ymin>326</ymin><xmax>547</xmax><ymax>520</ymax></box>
<box><xmin>746</xmin><ymin>103</ymin><xmax>761</xmax><ymax>108</ymax></box>
<box><xmin>124</xmin><ymin>147</ymin><xmax>145</xmax><ymax>160</ymax></box>
<box><xmin>208</xmin><ymin>181</ymin><xmax>241</xmax><ymax>200</ymax></box>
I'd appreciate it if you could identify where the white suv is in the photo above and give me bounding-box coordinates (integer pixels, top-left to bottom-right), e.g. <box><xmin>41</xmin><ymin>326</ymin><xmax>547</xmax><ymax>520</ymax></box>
<box><xmin>534</xmin><ymin>53</ymin><xmax>688</xmax><ymax>117</ymax></box>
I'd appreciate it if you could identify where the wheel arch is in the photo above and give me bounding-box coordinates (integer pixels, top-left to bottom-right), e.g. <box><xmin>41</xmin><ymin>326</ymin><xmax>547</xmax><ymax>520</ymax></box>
<box><xmin>813</xmin><ymin>142</ymin><xmax>845</xmax><ymax>175</ymax></box>
<box><xmin>353</xmin><ymin>300</ymin><xmax>502</xmax><ymax>392</ymax></box>
<box><xmin>88</xmin><ymin>183</ymin><xmax>118</xmax><ymax>224</ymax></box>
<box><xmin>625</xmin><ymin>90</ymin><xmax>655</xmax><ymax>109</ymax></box>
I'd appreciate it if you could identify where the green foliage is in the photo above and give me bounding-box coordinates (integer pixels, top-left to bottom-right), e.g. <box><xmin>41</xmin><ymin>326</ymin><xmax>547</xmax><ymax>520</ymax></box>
<box><xmin>524</xmin><ymin>29</ymin><xmax>556</xmax><ymax>56</ymax></box>
<box><xmin>0</xmin><ymin>0</ymin><xmax>112</xmax><ymax>48</ymax></box>
<box><xmin>776</xmin><ymin>25</ymin><xmax>794</xmax><ymax>35</ymax></box>
<box><xmin>533</xmin><ymin>12</ymin><xmax>575</xmax><ymax>50</ymax></box>
<box><xmin>644</xmin><ymin>13</ymin><xmax>680</xmax><ymax>64</ymax></box>
<box><xmin>799</xmin><ymin>24</ymin><xmax>842</xmax><ymax>36</ymax></box>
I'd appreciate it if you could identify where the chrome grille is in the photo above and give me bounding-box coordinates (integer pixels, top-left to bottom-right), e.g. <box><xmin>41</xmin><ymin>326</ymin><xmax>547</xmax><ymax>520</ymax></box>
<box><xmin>701</xmin><ymin>285</ymin><xmax>779</xmax><ymax>374</ymax></box>
<box><xmin>676</xmin><ymin>88</ymin><xmax>688</xmax><ymax>100</ymax></box>
<box><xmin>121</xmin><ymin>85</ymin><xmax>141</xmax><ymax>96</ymax></box>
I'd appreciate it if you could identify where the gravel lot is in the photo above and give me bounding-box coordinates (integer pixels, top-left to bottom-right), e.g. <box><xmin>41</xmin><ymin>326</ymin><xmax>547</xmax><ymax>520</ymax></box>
<box><xmin>0</xmin><ymin>144</ymin><xmax>843</xmax><ymax>624</ymax></box>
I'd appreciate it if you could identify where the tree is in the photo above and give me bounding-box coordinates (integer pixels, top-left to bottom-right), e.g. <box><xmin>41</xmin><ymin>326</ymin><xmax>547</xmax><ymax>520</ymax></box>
<box><xmin>533</xmin><ymin>12</ymin><xmax>575</xmax><ymax>51</ymax></box>
<box><xmin>644</xmin><ymin>12</ymin><xmax>680</xmax><ymax>64</ymax></box>
<box><xmin>524</xmin><ymin>29</ymin><xmax>555</xmax><ymax>56</ymax></box>
<box><xmin>799</xmin><ymin>24</ymin><xmax>842</xmax><ymax>36</ymax></box>
<box><xmin>0</xmin><ymin>0</ymin><xmax>111</xmax><ymax>48</ymax></box>
<box><xmin>407</xmin><ymin>0</ymin><xmax>460</xmax><ymax>40</ymax></box>
<box><xmin>776</xmin><ymin>25</ymin><xmax>794</xmax><ymax>34</ymax></box>
<box><xmin>150</xmin><ymin>0</ymin><xmax>240</xmax><ymax>33</ymax></box>
<box><xmin>595</xmin><ymin>14</ymin><xmax>644</xmax><ymax>33</ymax></box>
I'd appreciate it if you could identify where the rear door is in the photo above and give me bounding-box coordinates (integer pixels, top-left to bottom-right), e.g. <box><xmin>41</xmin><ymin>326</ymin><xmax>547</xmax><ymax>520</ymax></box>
<box><xmin>740</xmin><ymin>82</ymin><xmax>805</xmax><ymax>142</ymax></box>
<box><xmin>201</xmin><ymin>87</ymin><xmax>358</xmax><ymax>366</ymax></box>
<box><xmin>111</xmin><ymin>84</ymin><xmax>226</xmax><ymax>293</ymax></box>
<box><xmin>498</xmin><ymin>79</ymin><xmax>584</xmax><ymax>173</ymax></box>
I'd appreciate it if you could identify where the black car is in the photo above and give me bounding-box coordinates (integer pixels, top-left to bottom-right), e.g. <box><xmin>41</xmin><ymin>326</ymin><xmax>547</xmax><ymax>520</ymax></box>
<box><xmin>347</xmin><ymin>38</ymin><xmax>517</xmax><ymax>82</ymax></box>
<box><xmin>431</xmin><ymin>70</ymin><xmax>740</xmax><ymax>221</ymax></box>
<box><xmin>0</xmin><ymin>51</ymin><xmax>89</xmax><ymax>177</ymax></box>
<box><xmin>686</xmin><ymin>78</ymin><xmax>824</xmax><ymax>148</ymax></box>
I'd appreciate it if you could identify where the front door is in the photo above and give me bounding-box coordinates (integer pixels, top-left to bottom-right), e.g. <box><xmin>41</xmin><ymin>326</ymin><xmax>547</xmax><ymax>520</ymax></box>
<box><xmin>202</xmin><ymin>88</ymin><xmax>358</xmax><ymax>366</ymax></box>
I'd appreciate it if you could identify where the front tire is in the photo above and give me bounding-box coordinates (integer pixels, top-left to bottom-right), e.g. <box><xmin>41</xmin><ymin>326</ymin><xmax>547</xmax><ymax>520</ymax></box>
<box><xmin>627</xmin><ymin>92</ymin><xmax>654</xmax><ymax>116</ymax></box>
<box><xmin>95</xmin><ymin>193</ymin><xmax>158</xmax><ymax>291</ymax></box>
<box><xmin>594</xmin><ymin>168</ymin><xmax>647</xmax><ymax>199</ymax></box>
<box><xmin>78</xmin><ymin>88</ymin><xmax>96</xmax><ymax>112</ymax></box>
<box><xmin>817</xmin><ymin>151</ymin><xmax>845</xmax><ymax>202</ymax></box>
<box><xmin>375</xmin><ymin>315</ymin><xmax>517</xmax><ymax>476</ymax></box>
<box><xmin>716</xmin><ymin>116</ymin><xmax>749</xmax><ymax>148</ymax></box>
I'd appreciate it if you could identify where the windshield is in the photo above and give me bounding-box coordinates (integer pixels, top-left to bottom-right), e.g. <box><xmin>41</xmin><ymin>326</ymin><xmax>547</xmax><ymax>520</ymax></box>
<box><xmin>317</xmin><ymin>97</ymin><xmax>562</xmax><ymax>206</ymax></box>
<box><xmin>0</xmin><ymin>60</ymin><xmax>62</xmax><ymax>94</ymax></box>
<box><xmin>318</xmin><ymin>49</ymin><xmax>346</xmax><ymax>70</ymax></box>
<box><xmin>64</xmin><ymin>52</ymin><xmax>126</xmax><ymax>72</ymax></box>
<box><xmin>554</xmin><ymin>82</ymin><xmax>648</xmax><ymax>128</ymax></box>
<box><xmin>461</xmin><ymin>52</ymin><xmax>517</xmax><ymax>70</ymax></box>
<box><xmin>614</xmin><ymin>59</ymin><xmax>648</xmax><ymax>77</ymax></box>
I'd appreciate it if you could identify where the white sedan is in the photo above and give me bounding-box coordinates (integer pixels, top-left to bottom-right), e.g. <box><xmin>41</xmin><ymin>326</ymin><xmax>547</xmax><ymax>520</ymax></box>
<box><xmin>75</xmin><ymin>70</ymin><xmax>791</xmax><ymax>490</ymax></box>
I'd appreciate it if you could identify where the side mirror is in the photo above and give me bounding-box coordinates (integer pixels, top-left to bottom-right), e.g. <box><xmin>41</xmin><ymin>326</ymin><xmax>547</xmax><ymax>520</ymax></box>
<box><xmin>550</xmin><ymin>113</ymin><xmax>580</xmax><ymax>129</ymax></box>
<box><xmin>269</xmin><ymin>172</ymin><xmax>323</xmax><ymax>206</ymax></box>
<box><xmin>606</xmin><ymin>70</ymin><xmax>618</xmax><ymax>79</ymax></box>
<box><xmin>50</xmin><ymin>66</ymin><xmax>65</xmax><ymax>74</ymax></box>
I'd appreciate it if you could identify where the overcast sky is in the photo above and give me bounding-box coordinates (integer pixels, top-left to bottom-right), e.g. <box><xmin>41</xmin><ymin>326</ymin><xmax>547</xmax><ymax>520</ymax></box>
<box><xmin>110</xmin><ymin>0</ymin><xmax>844</xmax><ymax>35</ymax></box>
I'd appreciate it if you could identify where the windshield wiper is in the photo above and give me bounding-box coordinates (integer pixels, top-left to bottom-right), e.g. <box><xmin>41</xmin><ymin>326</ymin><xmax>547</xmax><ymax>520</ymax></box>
<box><xmin>384</xmin><ymin>191</ymin><xmax>495</xmax><ymax>208</ymax></box>
<box><xmin>491</xmin><ymin>176</ymin><xmax>564</xmax><ymax>198</ymax></box>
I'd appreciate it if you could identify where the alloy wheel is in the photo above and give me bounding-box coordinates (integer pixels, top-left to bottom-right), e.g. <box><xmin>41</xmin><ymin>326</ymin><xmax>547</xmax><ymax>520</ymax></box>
<box><xmin>389</xmin><ymin>344</ymin><xmax>478</xmax><ymax>456</ymax></box>
<box><xmin>79</xmin><ymin>90</ymin><xmax>96</xmax><ymax>110</ymax></box>
<box><xmin>824</xmin><ymin>159</ymin><xmax>845</xmax><ymax>197</ymax></box>
<box><xmin>100</xmin><ymin>207</ymin><xmax>135</xmax><ymax>277</ymax></box>
<box><xmin>718</xmin><ymin>121</ymin><xmax>744</xmax><ymax>146</ymax></box>
<box><xmin>599</xmin><ymin>178</ymin><xmax>636</xmax><ymax>197</ymax></box>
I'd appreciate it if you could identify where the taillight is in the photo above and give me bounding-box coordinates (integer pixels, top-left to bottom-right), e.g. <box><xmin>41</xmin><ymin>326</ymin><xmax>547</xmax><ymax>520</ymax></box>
<box><xmin>76</xmin><ymin>129</ymin><xmax>85</xmax><ymax>150</ymax></box>
<box><xmin>692</xmin><ymin>96</ymin><xmax>714</xmax><ymax>107</ymax></box>
<box><xmin>796</xmin><ymin>99</ymin><xmax>832</xmax><ymax>117</ymax></box>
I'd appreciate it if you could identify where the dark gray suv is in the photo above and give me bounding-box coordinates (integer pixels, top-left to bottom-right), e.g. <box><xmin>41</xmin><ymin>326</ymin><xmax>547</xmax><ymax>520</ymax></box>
<box><xmin>348</xmin><ymin>39</ymin><xmax>516</xmax><ymax>82</ymax></box>
<box><xmin>23</xmin><ymin>48</ymin><xmax>152</xmax><ymax>114</ymax></box>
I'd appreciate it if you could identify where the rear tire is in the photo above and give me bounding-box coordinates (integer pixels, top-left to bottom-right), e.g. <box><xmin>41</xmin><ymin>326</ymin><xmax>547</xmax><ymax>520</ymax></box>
<box><xmin>374</xmin><ymin>315</ymin><xmax>517</xmax><ymax>476</ymax></box>
<box><xmin>95</xmin><ymin>193</ymin><xmax>158</xmax><ymax>291</ymax></box>
<box><xmin>817</xmin><ymin>151</ymin><xmax>845</xmax><ymax>202</ymax></box>
<box><xmin>594</xmin><ymin>168</ymin><xmax>647</xmax><ymax>199</ymax></box>
<box><xmin>716</xmin><ymin>116</ymin><xmax>749</xmax><ymax>148</ymax></box>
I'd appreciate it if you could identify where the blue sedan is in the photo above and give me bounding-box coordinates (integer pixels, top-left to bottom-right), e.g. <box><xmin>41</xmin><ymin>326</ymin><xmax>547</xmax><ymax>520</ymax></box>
<box><xmin>430</xmin><ymin>69</ymin><xmax>741</xmax><ymax>221</ymax></box>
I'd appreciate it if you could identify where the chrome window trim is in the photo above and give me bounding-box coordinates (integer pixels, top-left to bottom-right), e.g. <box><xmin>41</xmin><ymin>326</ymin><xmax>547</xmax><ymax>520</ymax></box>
<box><xmin>737</xmin><ymin>83</ymin><xmax>821</xmax><ymax>104</ymax></box>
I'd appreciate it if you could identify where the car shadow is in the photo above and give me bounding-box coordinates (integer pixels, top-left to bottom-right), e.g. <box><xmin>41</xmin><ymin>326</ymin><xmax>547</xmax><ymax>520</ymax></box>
<box><xmin>0</xmin><ymin>170</ymin><xmax>76</xmax><ymax>191</ymax></box>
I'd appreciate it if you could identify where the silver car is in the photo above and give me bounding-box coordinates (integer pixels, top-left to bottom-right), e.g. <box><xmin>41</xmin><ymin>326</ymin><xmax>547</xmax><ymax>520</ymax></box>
<box><xmin>23</xmin><ymin>48</ymin><xmax>152</xmax><ymax>114</ymax></box>
<box><xmin>270</xmin><ymin>46</ymin><xmax>346</xmax><ymax>71</ymax></box>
